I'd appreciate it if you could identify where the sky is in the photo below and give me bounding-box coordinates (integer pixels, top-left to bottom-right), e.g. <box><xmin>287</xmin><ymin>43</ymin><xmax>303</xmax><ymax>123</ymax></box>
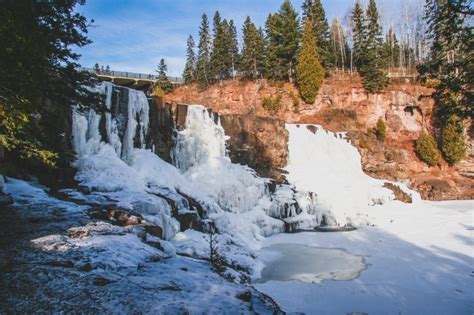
<box><xmin>75</xmin><ymin>0</ymin><xmax>409</xmax><ymax>77</ymax></box>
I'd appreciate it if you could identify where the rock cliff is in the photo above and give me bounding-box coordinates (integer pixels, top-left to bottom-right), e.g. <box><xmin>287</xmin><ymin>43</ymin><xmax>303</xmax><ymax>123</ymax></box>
<box><xmin>167</xmin><ymin>75</ymin><xmax>473</xmax><ymax>200</ymax></box>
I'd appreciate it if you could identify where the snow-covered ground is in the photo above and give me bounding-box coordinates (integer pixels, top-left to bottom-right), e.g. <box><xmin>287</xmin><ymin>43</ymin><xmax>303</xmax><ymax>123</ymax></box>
<box><xmin>2</xmin><ymin>86</ymin><xmax>472</xmax><ymax>313</ymax></box>
<box><xmin>254</xmin><ymin>199</ymin><xmax>474</xmax><ymax>314</ymax></box>
<box><xmin>252</xmin><ymin>124</ymin><xmax>473</xmax><ymax>314</ymax></box>
<box><xmin>0</xmin><ymin>179</ymin><xmax>280</xmax><ymax>313</ymax></box>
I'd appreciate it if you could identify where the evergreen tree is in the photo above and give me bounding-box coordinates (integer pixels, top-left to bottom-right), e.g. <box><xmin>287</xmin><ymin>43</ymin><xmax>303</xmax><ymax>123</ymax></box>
<box><xmin>156</xmin><ymin>58</ymin><xmax>172</xmax><ymax>93</ymax></box>
<box><xmin>183</xmin><ymin>35</ymin><xmax>196</xmax><ymax>84</ymax></box>
<box><xmin>296</xmin><ymin>21</ymin><xmax>324</xmax><ymax>104</ymax></box>
<box><xmin>382</xmin><ymin>28</ymin><xmax>401</xmax><ymax>70</ymax></box>
<box><xmin>301</xmin><ymin>0</ymin><xmax>331</xmax><ymax>68</ymax></box>
<box><xmin>240</xmin><ymin>16</ymin><xmax>265</xmax><ymax>80</ymax></box>
<box><xmin>265</xmin><ymin>1</ymin><xmax>300</xmax><ymax>81</ymax></box>
<box><xmin>415</xmin><ymin>132</ymin><xmax>440</xmax><ymax>166</ymax></box>
<box><xmin>0</xmin><ymin>0</ymin><xmax>102</xmax><ymax>168</ymax></box>
<box><xmin>420</xmin><ymin>0</ymin><xmax>472</xmax><ymax>120</ymax></box>
<box><xmin>264</xmin><ymin>13</ymin><xmax>281</xmax><ymax>79</ymax></box>
<box><xmin>196</xmin><ymin>13</ymin><xmax>212</xmax><ymax>89</ymax></box>
<box><xmin>350</xmin><ymin>1</ymin><xmax>366</xmax><ymax>69</ymax></box>
<box><xmin>441</xmin><ymin>115</ymin><xmax>467</xmax><ymax>165</ymax></box>
<box><xmin>420</xmin><ymin>0</ymin><xmax>472</xmax><ymax>164</ymax></box>
<box><xmin>228</xmin><ymin>20</ymin><xmax>239</xmax><ymax>79</ymax></box>
<box><xmin>210</xmin><ymin>12</ymin><xmax>232</xmax><ymax>81</ymax></box>
<box><xmin>329</xmin><ymin>18</ymin><xmax>351</xmax><ymax>71</ymax></box>
<box><xmin>94</xmin><ymin>63</ymin><xmax>100</xmax><ymax>72</ymax></box>
<box><xmin>365</xmin><ymin>0</ymin><xmax>383</xmax><ymax>57</ymax></box>
<box><xmin>359</xmin><ymin>0</ymin><xmax>388</xmax><ymax>93</ymax></box>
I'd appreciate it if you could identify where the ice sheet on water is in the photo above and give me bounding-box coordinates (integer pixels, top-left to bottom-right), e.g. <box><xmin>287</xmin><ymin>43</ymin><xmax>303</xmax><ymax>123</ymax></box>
<box><xmin>255</xmin><ymin>243</ymin><xmax>366</xmax><ymax>283</ymax></box>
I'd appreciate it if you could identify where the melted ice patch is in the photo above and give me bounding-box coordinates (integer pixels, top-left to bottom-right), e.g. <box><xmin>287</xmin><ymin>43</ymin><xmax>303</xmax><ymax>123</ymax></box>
<box><xmin>256</xmin><ymin>243</ymin><xmax>366</xmax><ymax>284</ymax></box>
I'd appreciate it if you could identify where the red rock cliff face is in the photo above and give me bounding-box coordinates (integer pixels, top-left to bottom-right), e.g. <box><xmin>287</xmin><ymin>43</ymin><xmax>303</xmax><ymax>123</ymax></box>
<box><xmin>220</xmin><ymin>114</ymin><xmax>288</xmax><ymax>182</ymax></box>
<box><xmin>167</xmin><ymin>74</ymin><xmax>473</xmax><ymax>200</ymax></box>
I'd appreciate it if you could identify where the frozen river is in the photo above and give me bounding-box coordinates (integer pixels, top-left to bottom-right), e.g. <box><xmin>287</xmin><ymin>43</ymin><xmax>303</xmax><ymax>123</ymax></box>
<box><xmin>253</xmin><ymin>200</ymin><xmax>474</xmax><ymax>314</ymax></box>
<box><xmin>256</xmin><ymin>243</ymin><xmax>366</xmax><ymax>283</ymax></box>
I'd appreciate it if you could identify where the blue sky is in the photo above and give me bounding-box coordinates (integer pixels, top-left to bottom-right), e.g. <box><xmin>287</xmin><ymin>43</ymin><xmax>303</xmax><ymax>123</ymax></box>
<box><xmin>75</xmin><ymin>0</ymin><xmax>405</xmax><ymax>77</ymax></box>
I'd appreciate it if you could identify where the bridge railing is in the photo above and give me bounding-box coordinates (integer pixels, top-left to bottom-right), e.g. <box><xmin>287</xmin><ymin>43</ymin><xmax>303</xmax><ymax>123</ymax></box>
<box><xmin>81</xmin><ymin>67</ymin><xmax>183</xmax><ymax>83</ymax></box>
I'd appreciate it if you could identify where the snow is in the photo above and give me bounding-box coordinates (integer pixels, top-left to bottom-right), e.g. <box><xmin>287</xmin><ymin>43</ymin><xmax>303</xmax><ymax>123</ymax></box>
<box><xmin>6</xmin><ymin>82</ymin><xmax>470</xmax><ymax>313</ymax></box>
<box><xmin>254</xmin><ymin>199</ymin><xmax>474</xmax><ymax>314</ymax></box>
<box><xmin>1</xmin><ymin>180</ymin><xmax>279</xmax><ymax>313</ymax></box>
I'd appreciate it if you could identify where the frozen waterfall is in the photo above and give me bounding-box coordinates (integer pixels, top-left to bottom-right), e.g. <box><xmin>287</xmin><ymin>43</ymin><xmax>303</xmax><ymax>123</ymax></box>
<box><xmin>72</xmin><ymin>81</ymin><xmax>149</xmax><ymax>162</ymax></box>
<box><xmin>284</xmin><ymin>124</ymin><xmax>417</xmax><ymax>226</ymax></box>
<box><xmin>172</xmin><ymin>105</ymin><xmax>227</xmax><ymax>171</ymax></box>
<box><xmin>72</xmin><ymin>83</ymin><xmax>399</xmax><ymax>247</ymax></box>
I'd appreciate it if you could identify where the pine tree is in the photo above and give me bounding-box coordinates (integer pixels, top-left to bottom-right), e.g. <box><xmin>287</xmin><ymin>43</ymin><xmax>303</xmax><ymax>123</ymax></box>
<box><xmin>301</xmin><ymin>0</ymin><xmax>331</xmax><ymax>68</ymax></box>
<box><xmin>350</xmin><ymin>1</ymin><xmax>366</xmax><ymax>69</ymax></box>
<box><xmin>359</xmin><ymin>0</ymin><xmax>387</xmax><ymax>93</ymax></box>
<box><xmin>296</xmin><ymin>21</ymin><xmax>324</xmax><ymax>104</ymax></box>
<box><xmin>365</xmin><ymin>0</ymin><xmax>383</xmax><ymax>57</ymax></box>
<box><xmin>196</xmin><ymin>13</ymin><xmax>212</xmax><ymax>89</ymax></box>
<box><xmin>421</xmin><ymin>0</ymin><xmax>472</xmax><ymax>120</ymax></box>
<box><xmin>381</xmin><ymin>28</ymin><xmax>400</xmax><ymax>70</ymax></box>
<box><xmin>240</xmin><ymin>16</ymin><xmax>265</xmax><ymax>80</ymax></box>
<box><xmin>329</xmin><ymin>18</ymin><xmax>351</xmax><ymax>71</ymax></box>
<box><xmin>264</xmin><ymin>13</ymin><xmax>281</xmax><ymax>79</ymax></box>
<box><xmin>183</xmin><ymin>35</ymin><xmax>196</xmax><ymax>84</ymax></box>
<box><xmin>94</xmin><ymin>63</ymin><xmax>100</xmax><ymax>72</ymax></box>
<box><xmin>210</xmin><ymin>12</ymin><xmax>233</xmax><ymax>81</ymax></box>
<box><xmin>0</xmin><ymin>0</ymin><xmax>102</xmax><ymax>167</ymax></box>
<box><xmin>210</xmin><ymin>11</ymin><xmax>222</xmax><ymax>80</ymax></box>
<box><xmin>265</xmin><ymin>1</ymin><xmax>300</xmax><ymax>81</ymax></box>
<box><xmin>227</xmin><ymin>20</ymin><xmax>239</xmax><ymax>79</ymax></box>
<box><xmin>156</xmin><ymin>58</ymin><xmax>172</xmax><ymax>93</ymax></box>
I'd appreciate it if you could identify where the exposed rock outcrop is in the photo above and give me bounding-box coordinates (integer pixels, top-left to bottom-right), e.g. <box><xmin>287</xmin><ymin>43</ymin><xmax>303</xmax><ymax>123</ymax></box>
<box><xmin>220</xmin><ymin>114</ymin><xmax>288</xmax><ymax>181</ymax></box>
<box><xmin>167</xmin><ymin>75</ymin><xmax>473</xmax><ymax>200</ymax></box>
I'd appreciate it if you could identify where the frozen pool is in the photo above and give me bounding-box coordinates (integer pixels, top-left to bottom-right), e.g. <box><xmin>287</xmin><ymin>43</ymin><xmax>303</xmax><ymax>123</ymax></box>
<box><xmin>255</xmin><ymin>243</ymin><xmax>366</xmax><ymax>284</ymax></box>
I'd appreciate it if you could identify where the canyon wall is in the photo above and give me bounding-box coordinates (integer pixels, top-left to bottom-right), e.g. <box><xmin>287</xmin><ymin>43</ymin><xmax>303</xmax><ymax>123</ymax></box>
<box><xmin>167</xmin><ymin>75</ymin><xmax>473</xmax><ymax>200</ymax></box>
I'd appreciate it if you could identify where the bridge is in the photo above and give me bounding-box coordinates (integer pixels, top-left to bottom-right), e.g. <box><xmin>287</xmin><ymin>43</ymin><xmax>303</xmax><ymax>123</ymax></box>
<box><xmin>81</xmin><ymin>68</ymin><xmax>184</xmax><ymax>90</ymax></box>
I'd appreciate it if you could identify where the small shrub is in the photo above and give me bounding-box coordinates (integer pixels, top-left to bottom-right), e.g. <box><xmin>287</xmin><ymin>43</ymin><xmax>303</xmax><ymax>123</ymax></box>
<box><xmin>358</xmin><ymin>137</ymin><xmax>371</xmax><ymax>150</ymax></box>
<box><xmin>208</xmin><ymin>226</ymin><xmax>226</xmax><ymax>274</ymax></box>
<box><xmin>289</xmin><ymin>91</ymin><xmax>300</xmax><ymax>112</ymax></box>
<box><xmin>262</xmin><ymin>95</ymin><xmax>282</xmax><ymax>114</ymax></box>
<box><xmin>152</xmin><ymin>86</ymin><xmax>165</xmax><ymax>98</ymax></box>
<box><xmin>441</xmin><ymin>115</ymin><xmax>467</xmax><ymax>165</ymax></box>
<box><xmin>375</xmin><ymin>118</ymin><xmax>386</xmax><ymax>141</ymax></box>
<box><xmin>415</xmin><ymin>132</ymin><xmax>440</xmax><ymax>166</ymax></box>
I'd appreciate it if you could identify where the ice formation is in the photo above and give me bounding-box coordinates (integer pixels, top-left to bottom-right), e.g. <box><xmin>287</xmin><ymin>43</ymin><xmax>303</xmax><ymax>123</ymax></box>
<box><xmin>71</xmin><ymin>83</ymin><xmax>415</xmax><ymax>260</ymax></box>
<box><xmin>71</xmin><ymin>85</ymin><xmax>318</xmax><ymax>258</ymax></box>
<box><xmin>284</xmin><ymin>124</ymin><xmax>418</xmax><ymax>226</ymax></box>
